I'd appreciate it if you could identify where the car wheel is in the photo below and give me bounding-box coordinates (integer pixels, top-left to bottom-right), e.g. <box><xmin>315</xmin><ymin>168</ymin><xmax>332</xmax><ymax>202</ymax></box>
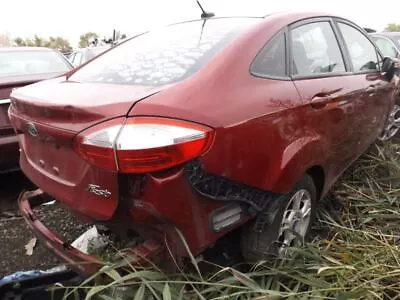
<box><xmin>378</xmin><ymin>103</ymin><xmax>400</xmax><ymax>142</ymax></box>
<box><xmin>241</xmin><ymin>174</ymin><xmax>317</xmax><ymax>262</ymax></box>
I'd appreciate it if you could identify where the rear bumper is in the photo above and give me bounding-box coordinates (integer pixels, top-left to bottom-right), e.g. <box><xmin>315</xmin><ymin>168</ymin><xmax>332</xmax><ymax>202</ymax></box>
<box><xmin>19</xmin><ymin>189</ymin><xmax>165</xmax><ymax>277</ymax></box>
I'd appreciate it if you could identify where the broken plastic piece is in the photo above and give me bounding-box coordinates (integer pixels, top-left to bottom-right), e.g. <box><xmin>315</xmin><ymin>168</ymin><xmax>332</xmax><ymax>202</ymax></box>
<box><xmin>25</xmin><ymin>237</ymin><xmax>37</xmax><ymax>256</ymax></box>
<box><xmin>41</xmin><ymin>200</ymin><xmax>56</xmax><ymax>206</ymax></box>
<box><xmin>71</xmin><ymin>226</ymin><xmax>108</xmax><ymax>254</ymax></box>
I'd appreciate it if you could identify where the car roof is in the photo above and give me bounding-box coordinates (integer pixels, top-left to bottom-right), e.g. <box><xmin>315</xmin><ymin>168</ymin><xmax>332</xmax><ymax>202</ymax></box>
<box><xmin>165</xmin><ymin>11</ymin><xmax>353</xmax><ymax>34</ymax></box>
<box><xmin>371</xmin><ymin>32</ymin><xmax>400</xmax><ymax>37</ymax></box>
<box><xmin>170</xmin><ymin>12</ymin><xmax>338</xmax><ymax>25</ymax></box>
<box><xmin>73</xmin><ymin>46</ymin><xmax>110</xmax><ymax>52</ymax></box>
<box><xmin>0</xmin><ymin>47</ymin><xmax>55</xmax><ymax>52</ymax></box>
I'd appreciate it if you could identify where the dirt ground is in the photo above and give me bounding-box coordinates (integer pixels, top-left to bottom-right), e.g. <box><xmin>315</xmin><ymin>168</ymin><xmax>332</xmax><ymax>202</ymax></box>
<box><xmin>0</xmin><ymin>172</ymin><xmax>88</xmax><ymax>277</ymax></box>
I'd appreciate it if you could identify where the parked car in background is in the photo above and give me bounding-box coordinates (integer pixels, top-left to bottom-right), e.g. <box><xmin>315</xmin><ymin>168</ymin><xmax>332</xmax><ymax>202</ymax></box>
<box><xmin>68</xmin><ymin>46</ymin><xmax>110</xmax><ymax>67</ymax></box>
<box><xmin>371</xmin><ymin>32</ymin><xmax>400</xmax><ymax>59</ymax></box>
<box><xmin>370</xmin><ymin>32</ymin><xmax>400</xmax><ymax>140</ymax></box>
<box><xmin>0</xmin><ymin>47</ymin><xmax>72</xmax><ymax>173</ymax></box>
<box><xmin>9</xmin><ymin>12</ymin><xmax>398</xmax><ymax>276</ymax></box>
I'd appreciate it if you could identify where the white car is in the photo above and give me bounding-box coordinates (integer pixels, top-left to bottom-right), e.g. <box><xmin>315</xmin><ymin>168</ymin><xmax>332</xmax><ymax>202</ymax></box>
<box><xmin>68</xmin><ymin>46</ymin><xmax>110</xmax><ymax>67</ymax></box>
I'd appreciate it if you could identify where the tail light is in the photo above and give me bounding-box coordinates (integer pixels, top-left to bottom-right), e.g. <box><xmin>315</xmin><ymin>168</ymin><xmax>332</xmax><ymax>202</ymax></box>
<box><xmin>73</xmin><ymin>117</ymin><xmax>214</xmax><ymax>173</ymax></box>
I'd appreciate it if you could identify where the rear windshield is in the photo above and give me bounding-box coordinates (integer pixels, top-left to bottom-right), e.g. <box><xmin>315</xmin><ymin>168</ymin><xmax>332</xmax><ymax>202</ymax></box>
<box><xmin>69</xmin><ymin>18</ymin><xmax>257</xmax><ymax>86</ymax></box>
<box><xmin>0</xmin><ymin>50</ymin><xmax>71</xmax><ymax>77</ymax></box>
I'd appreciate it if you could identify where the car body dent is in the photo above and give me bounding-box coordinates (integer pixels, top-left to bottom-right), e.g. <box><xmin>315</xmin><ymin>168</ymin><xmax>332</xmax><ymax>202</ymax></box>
<box><xmin>274</xmin><ymin>135</ymin><xmax>326</xmax><ymax>193</ymax></box>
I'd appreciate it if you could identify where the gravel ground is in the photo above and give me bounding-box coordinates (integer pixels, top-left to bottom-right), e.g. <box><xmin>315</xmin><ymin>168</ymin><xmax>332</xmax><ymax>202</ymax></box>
<box><xmin>0</xmin><ymin>172</ymin><xmax>89</xmax><ymax>277</ymax></box>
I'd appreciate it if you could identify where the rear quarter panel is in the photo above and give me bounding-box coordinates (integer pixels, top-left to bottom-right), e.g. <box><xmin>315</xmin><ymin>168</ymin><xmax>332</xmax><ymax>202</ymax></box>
<box><xmin>130</xmin><ymin>14</ymin><xmax>336</xmax><ymax>195</ymax></box>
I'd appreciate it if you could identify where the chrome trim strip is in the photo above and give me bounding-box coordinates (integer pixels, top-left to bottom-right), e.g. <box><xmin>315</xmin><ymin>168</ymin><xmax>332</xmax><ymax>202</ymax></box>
<box><xmin>0</xmin><ymin>98</ymin><xmax>11</xmax><ymax>105</ymax></box>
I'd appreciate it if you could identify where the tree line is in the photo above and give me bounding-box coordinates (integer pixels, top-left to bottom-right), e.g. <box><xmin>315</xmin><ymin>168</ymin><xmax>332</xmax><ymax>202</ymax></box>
<box><xmin>2</xmin><ymin>23</ymin><xmax>400</xmax><ymax>52</ymax></box>
<box><xmin>384</xmin><ymin>23</ymin><xmax>400</xmax><ymax>32</ymax></box>
<box><xmin>14</xmin><ymin>35</ymin><xmax>72</xmax><ymax>53</ymax></box>
<box><xmin>10</xmin><ymin>31</ymin><xmax>126</xmax><ymax>54</ymax></box>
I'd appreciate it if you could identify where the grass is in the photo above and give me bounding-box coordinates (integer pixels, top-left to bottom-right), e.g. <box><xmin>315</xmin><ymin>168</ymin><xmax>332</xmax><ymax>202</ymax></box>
<box><xmin>62</xmin><ymin>141</ymin><xmax>400</xmax><ymax>300</ymax></box>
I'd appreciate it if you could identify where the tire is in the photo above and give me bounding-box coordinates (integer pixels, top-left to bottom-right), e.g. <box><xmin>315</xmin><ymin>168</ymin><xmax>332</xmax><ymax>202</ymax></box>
<box><xmin>241</xmin><ymin>174</ymin><xmax>317</xmax><ymax>262</ymax></box>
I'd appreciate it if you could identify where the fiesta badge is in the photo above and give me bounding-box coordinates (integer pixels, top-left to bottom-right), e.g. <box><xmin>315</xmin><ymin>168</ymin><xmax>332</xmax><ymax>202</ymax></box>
<box><xmin>27</xmin><ymin>122</ymin><xmax>38</xmax><ymax>137</ymax></box>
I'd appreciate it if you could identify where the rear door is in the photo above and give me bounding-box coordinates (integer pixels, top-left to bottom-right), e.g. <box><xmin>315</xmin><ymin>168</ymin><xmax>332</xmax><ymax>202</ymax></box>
<box><xmin>335</xmin><ymin>21</ymin><xmax>393</xmax><ymax>144</ymax></box>
<box><xmin>288</xmin><ymin>18</ymin><xmax>361</xmax><ymax>177</ymax></box>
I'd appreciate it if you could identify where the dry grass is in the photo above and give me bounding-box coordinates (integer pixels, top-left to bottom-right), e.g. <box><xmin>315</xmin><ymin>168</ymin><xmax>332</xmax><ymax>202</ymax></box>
<box><xmin>63</xmin><ymin>141</ymin><xmax>400</xmax><ymax>300</ymax></box>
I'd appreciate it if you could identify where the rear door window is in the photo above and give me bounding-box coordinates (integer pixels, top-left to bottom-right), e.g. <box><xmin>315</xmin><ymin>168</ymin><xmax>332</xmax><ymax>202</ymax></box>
<box><xmin>251</xmin><ymin>33</ymin><xmax>286</xmax><ymax>78</ymax></box>
<box><xmin>290</xmin><ymin>22</ymin><xmax>346</xmax><ymax>76</ymax></box>
<box><xmin>338</xmin><ymin>23</ymin><xmax>379</xmax><ymax>72</ymax></box>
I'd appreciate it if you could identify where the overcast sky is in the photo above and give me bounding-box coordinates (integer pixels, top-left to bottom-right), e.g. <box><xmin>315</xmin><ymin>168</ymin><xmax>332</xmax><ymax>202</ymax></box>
<box><xmin>1</xmin><ymin>0</ymin><xmax>398</xmax><ymax>47</ymax></box>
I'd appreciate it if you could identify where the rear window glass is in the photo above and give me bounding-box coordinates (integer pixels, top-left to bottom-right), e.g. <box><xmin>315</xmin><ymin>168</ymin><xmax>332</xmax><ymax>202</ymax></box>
<box><xmin>69</xmin><ymin>18</ymin><xmax>257</xmax><ymax>86</ymax></box>
<box><xmin>0</xmin><ymin>50</ymin><xmax>71</xmax><ymax>77</ymax></box>
<box><xmin>251</xmin><ymin>33</ymin><xmax>286</xmax><ymax>78</ymax></box>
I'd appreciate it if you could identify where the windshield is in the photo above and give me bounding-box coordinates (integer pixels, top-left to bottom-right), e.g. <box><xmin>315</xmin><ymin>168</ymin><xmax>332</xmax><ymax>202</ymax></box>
<box><xmin>0</xmin><ymin>50</ymin><xmax>71</xmax><ymax>77</ymax></box>
<box><xmin>69</xmin><ymin>18</ymin><xmax>257</xmax><ymax>86</ymax></box>
<box><xmin>391</xmin><ymin>36</ymin><xmax>400</xmax><ymax>48</ymax></box>
<box><xmin>373</xmin><ymin>36</ymin><xmax>399</xmax><ymax>58</ymax></box>
<box><xmin>86</xmin><ymin>47</ymin><xmax>109</xmax><ymax>61</ymax></box>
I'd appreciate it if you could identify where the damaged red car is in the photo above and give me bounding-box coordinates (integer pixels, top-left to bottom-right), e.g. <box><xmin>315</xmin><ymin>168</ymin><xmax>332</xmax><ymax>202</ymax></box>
<box><xmin>9</xmin><ymin>12</ymin><xmax>399</xmax><ymax>275</ymax></box>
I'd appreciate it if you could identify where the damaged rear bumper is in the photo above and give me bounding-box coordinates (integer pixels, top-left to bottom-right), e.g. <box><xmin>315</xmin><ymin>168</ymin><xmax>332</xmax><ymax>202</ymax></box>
<box><xmin>18</xmin><ymin>189</ymin><xmax>165</xmax><ymax>277</ymax></box>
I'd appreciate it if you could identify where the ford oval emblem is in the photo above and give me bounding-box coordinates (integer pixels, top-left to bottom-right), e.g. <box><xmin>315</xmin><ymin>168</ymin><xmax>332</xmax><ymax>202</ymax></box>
<box><xmin>27</xmin><ymin>122</ymin><xmax>38</xmax><ymax>137</ymax></box>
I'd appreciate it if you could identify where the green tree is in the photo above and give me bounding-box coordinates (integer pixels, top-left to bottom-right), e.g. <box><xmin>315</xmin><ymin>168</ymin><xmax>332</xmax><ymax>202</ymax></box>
<box><xmin>32</xmin><ymin>34</ymin><xmax>44</xmax><ymax>46</ymax></box>
<box><xmin>45</xmin><ymin>36</ymin><xmax>72</xmax><ymax>53</ymax></box>
<box><xmin>79</xmin><ymin>32</ymin><xmax>99</xmax><ymax>48</ymax></box>
<box><xmin>13</xmin><ymin>35</ymin><xmax>44</xmax><ymax>47</ymax></box>
<box><xmin>384</xmin><ymin>23</ymin><xmax>400</xmax><ymax>32</ymax></box>
<box><xmin>13</xmin><ymin>36</ymin><xmax>72</xmax><ymax>54</ymax></box>
<box><xmin>13</xmin><ymin>37</ymin><xmax>26</xmax><ymax>46</ymax></box>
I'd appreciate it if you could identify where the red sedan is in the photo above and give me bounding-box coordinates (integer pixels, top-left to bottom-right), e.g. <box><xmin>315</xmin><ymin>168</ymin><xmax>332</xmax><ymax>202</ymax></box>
<box><xmin>0</xmin><ymin>47</ymin><xmax>72</xmax><ymax>173</ymax></box>
<box><xmin>9</xmin><ymin>12</ymin><xmax>398</xmax><ymax>275</ymax></box>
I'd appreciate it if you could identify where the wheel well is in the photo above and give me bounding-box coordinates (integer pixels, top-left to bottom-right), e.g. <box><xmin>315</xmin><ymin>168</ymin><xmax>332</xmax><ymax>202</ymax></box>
<box><xmin>306</xmin><ymin>166</ymin><xmax>325</xmax><ymax>200</ymax></box>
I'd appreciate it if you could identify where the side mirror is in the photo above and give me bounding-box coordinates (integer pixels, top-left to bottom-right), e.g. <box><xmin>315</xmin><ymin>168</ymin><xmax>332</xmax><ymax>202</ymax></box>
<box><xmin>382</xmin><ymin>56</ymin><xmax>397</xmax><ymax>82</ymax></box>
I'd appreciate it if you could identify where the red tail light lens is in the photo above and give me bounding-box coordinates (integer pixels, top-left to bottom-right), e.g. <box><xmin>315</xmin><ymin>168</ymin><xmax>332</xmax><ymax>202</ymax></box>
<box><xmin>73</xmin><ymin>117</ymin><xmax>214</xmax><ymax>173</ymax></box>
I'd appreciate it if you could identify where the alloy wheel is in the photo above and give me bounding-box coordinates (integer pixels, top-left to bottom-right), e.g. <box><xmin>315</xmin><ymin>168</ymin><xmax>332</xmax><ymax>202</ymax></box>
<box><xmin>378</xmin><ymin>104</ymin><xmax>400</xmax><ymax>141</ymax></box>
<box><xmin>277</xmin><ymin>189</ymin><xmax>312</xmax><ymax>257</ymax></box>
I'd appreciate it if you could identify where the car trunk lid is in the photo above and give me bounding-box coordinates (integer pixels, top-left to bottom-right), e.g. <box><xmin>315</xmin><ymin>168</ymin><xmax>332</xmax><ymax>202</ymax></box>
<box><xmin>0</xmin><ymin>72</ymin><xmax>64</xmax><ymax>137</ymax></box>
<box><xmin>11</xmin><ymin>77</ymin><xmax>162</xmax><ymax>132</ymax></box>
<box><xmin>9</xmin><ymin>78</ymin><xmax>163</xmax><ymax>220</ymax></box>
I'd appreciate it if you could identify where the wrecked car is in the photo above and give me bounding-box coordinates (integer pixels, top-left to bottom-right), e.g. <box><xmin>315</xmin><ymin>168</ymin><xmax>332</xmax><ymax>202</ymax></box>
<box><xmin>8</xmin><ymin>12</ymin><xmax>399</xmax><ymax>275</ymax></box>
<box><xmin>0</xmin><ymin>47</ymin><xmax>72</xmax><ymax>173</ymax></box>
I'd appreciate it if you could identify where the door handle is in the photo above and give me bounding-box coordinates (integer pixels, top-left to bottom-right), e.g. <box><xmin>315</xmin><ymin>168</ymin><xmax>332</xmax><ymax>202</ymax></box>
<box><xmin>310</xmin><ymin>94</ymin><xmax>332</xmax><ymax>109</ymax></box>
<box><xmin>366</xmin><ymin>87</ymin><xmax>374</xmax><ymax>93</ymax></box>
<box><xmin>366</xmin><ymin>84</ymin><xmax>377</xmax><ymax>94</ymax></box>
<box><xmin>311</xmin><ymin>98</ymin><xmax>328</xmax><ymax>109</ymax></box>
